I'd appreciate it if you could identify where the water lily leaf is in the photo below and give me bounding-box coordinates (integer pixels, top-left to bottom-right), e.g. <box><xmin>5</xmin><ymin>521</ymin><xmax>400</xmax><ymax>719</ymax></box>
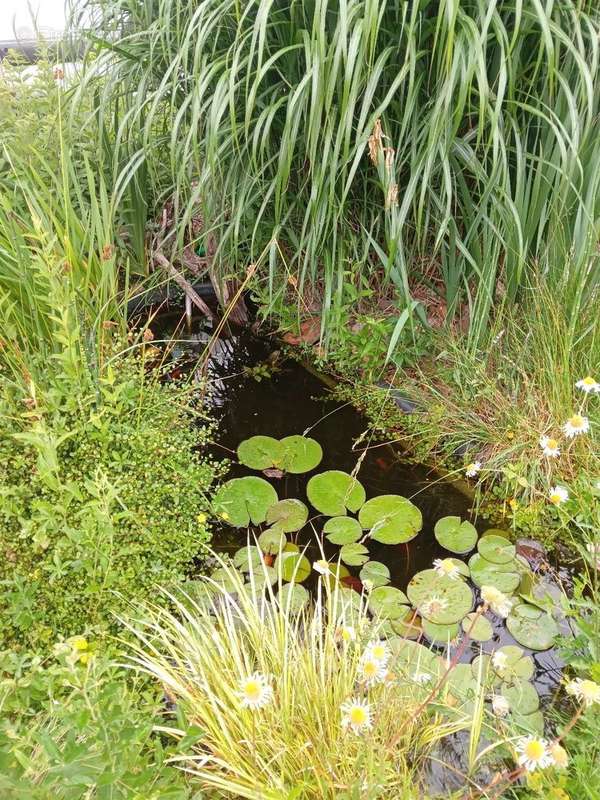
<box><xmin>359</xmin><ymin>495</ymin><xmax>422</xmax><ymax>544</ymax></box>
<box><xmin>500</xmin><ymin>681</ymin><xmax>539</xmax><ymax>715</ymax></box>
<box><xmin>448</xmin><ymin>558</ymin><xmax>470</xmax><ymax>578</ymax></box>
<box><xmin>359</xmin><ymin>561</ymin><xmax>391</xmax><ymax>589</ymax></box>
<box><xmin>212</xmin><ymin>477</ymin><xmax>278</xmax><ymax>526</ymax></box>
<box><xmin>237</xmin><ymin>436</ymin><xmax>282</xmax><ymax>470</ymax></box>
<box><xmin>274</xmin><ymin>551</ymin><xmax>311</xmax><ymax>583</ymax></box>
<box><xmin>461</xmin><ymin>612</ymin><xmax>493</xmax><ymax>642</ymax></box>
<box><xmin>368</xmin><ymin>585</ymin><xmax>410</xmax><ymax>620</ymax></box>
<box><xmin>468</xmin><ymin>553</ymin><xmax>521</xmax><ymax>594</ymax></box>
<box><xmin>339</xmin><ymin>542</ymin><xmax>369</xmax><ymax>566</ymax></box>
<box><xmin>306</xmin><ymin>470</ymin><xmax>366</xmax><ymax>516</ymax></box>
<box><xmin>279</xmin><ymin>435</ymin><xmax>323</xmax><ymax>473</ymax></box>
<box><xmin>390</xmin><ymin>609</ymin><xmax>422</xmax><ymax>639</ymax></box>
<box><xmin>511</xmin><ymin>710</ymin><xmax>544</xmax><ymax>736</ymax></box>
<box><xmin>478</xmin><ymin>534</ymin><xmax>516</xmax><ymax>565</ymax></box>
<box><xmin>407</xmin><ymin>569</ymin><xmax>473</xmax><ymax>624</ymax></box>
<box><xmin>246</xmin><ymin>565</ymin><xmax>278</xmax><ymax>589</ymax></box>
<box><xmin>434</xmin><ymin>516</ymin><xmax>477</xmax><ymax>554</ymax></box>
<box><xmin>336</xmin><ymin>586</ymin><xmax>367</xmax><ymax>615</ymax></box>
<box><xmin>491</xmin><ymin>645</ymin><xmax>535</xmax><ymax>682</ymax></box>
<box><xmin>266</xmin><ymin>499</ymin><xmax>308</xmax><ymax>532</ymax></box>
<box><xmin>392</xmin><ymin>639</ymin><xmax>443</xmax><ymax>680</ymax></box>
<box><xmin>278</xmin><ymin>583</ymin><xmax>310</xmax><ymax>613</ymax></box>
<box><xmin>446</xmin><ymin>663</ymin><xmax>480</xmax><ymax>708</ymax></box>
<box><xmin>258</xmin><ymin>528</ymin><xmax>287</xmax><ymax>555</ymax></box>
<box><xmin>506</xmin><ymin>603</ymin><xmax>559</xmax><ymax>651</ymax></box>
<box><xmin>233</xmin><ymin>545</ymin><xmax>264</xmax><ymax>573</ymax></box>
<box><xmin>323</xmin><ymin>516</ymin><xmax>363</xmax><ymax>545</ymax></box>
<box><xmin>422</xmin><ymin>618</ymin><xmax>460</xmax><ymax>645</ymax></box>
<box><xmin>209</xmin><ymin>567</ymin><xmax>243</xmax><ymax>593</ymax></box>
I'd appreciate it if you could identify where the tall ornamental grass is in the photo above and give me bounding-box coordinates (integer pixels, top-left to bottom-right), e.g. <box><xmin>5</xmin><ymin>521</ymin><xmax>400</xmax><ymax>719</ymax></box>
<box><xmin>73</xmin><ymin>0</ymin><xmax>600</xmax><ymax>349</ymax></box>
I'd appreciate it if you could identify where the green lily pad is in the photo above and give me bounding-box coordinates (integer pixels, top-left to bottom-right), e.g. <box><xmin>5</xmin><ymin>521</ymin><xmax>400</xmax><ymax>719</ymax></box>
<box><xmin>434</xmin><ymin>516</ymin><xmax>478</xmax><ymax>554</ymax></box>
<box><xmin>237</xmin><ymin>435</ymin><xmax>283</xmax><ymax>469</ymax></box>
<box><xmin>212</xmin><ymin>476</ymin><xmax>278</xmax><ymax>527</ymax></box>
<box><xmin>407</xmin><ymin>569</ymin><xmax>473</xmax><ymax>624</ymax></box>
<box><xmin>512</xmin><ymin>710</ymin><xmax>545</xmax><ymax>736</ymax></box>
<box><xmin>392</xmin><ymin>639</ymin><xmax>442</xmax><ymax>680</ymax></box>
<box><xmin>233</xmin><ymin>545</ymin><xmax>264</xmax><ymax>573</ymax></box>
<box><xmin>359</xmin><ymin>561</ymin><xmax>391</xmax><ymax>588</ymax></box>
<box><xmin>339</xmin><ymin>542</ymin><xmax>369</xmax><ymax>566</ymax></box>
<box><xmin>279</xmin><ymin>435</ymin><xmax>323</xmax><ymax>473</ymax></box>
<box><xmin>335</xmin><ymin>586</ymin><xmax>366</xmax><ymax>615</ymax></box>
<box><xmin>461</xmin><ymin>613</ymin><xmax>493</xmax><ymax>642</ymax></box>
<box><xmin>447</xmin><ymin>558</ymin><xmax>470</xmax><ymax>578</ymax></box>
<box><xmin>274</xmin><ymin>551</ymin><xmax>311</xmax><ymax>583</ymax></box>
<box><xmin>491</xmin><ymin>645</ymin><xmax>534</xmax><ymax>682</ymax></box>
<box><xmin>446</xmin><ymin>663</ymin><xmax>481</xmax><ymax>707</ymax></box>
<box><xmin>390</xmin><ymin>609</ymin><xmax>422</xmax><ymax>639</ymax></box>
<box><xmin>506</xmin><ymin>603</ymin><xmax>560</xmax><ymax>651</ymax></box>
<box><xmin>359</xmin><ymin>495</ymin><xmax>422</xmax><ymax>544</ymax></box>
<box><xmin>278</xmin><ymin>583</ymin><xmax>310</xmax><ymax>613</ymax></box>
<box><xmin>246</xmin><ymin>565</ymin><xmax>278</xmax><ymax>589</ymax></box>
<box><xmin>468</xmin><ymin>553</ymin><xmax>521</xmax><ymax>594</ymax></box>
<box><xmin>500</xmin><ymin>681</ymin><xmax>539</xmax><ymax>715</ymax></box>
<box><xmin>368</xmin><ymin>586</ymin><xmax>410</xmax><ymax>620</ymax></box>
<box><xmin>422</xmin><ymin>618</ymin><xmax>460</xmax><ymax>645</ymax></box>
<box><xmin>306</xmin><ymin>470</ymin><xmax>366</xmax><ymax>516</ymax></box>
<box><xmin>209</xmin><ymin>567</ymin><xmax>243</xmax><ymax>593</ymax></box>
<box><xmin>319</xmin><ymin>561</ymin><xmax>351</xmax><ymax>589</ymax></box>
<box><xmin>478</xmin><ymin>534</ymin><xmax>516</xmax><ymax>565</ymax></box>
<box><xmin>258</xmin><ymin>528</ymin><xmax>287</xmax><ymax>555</ymax></box>
<box><xmin>266</xmin><ymin>499</ymin><xmax>308</xmax><ymax>532</ymax></box>
<box><xmin>323</xmin><ymin>516</ymin><xmax>363</xmax><ymax>545</ymax></box>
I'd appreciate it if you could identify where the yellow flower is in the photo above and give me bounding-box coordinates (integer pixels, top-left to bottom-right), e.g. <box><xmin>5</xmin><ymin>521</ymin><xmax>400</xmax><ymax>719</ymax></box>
<box><xmin>508</xmin><ymin>498</ymin><xmax>519</xmax><ymax>511</ymax></box>
<box><xmin>465</xmin><ymin>461</ymin><xmax>482</xmax><ymax>478</ymax></box>
<box><xmin>549</xmin><ymin>486</ymin><xmax>569</xmax><ymax>505</ymax></box>
<box><xmin>335</xmin><ymin>625</ymin><xmax>356</xmax><ymax>643</ymax></box>
<box><xmin>549</xmin><ymin>742</ymin><xmax>569</xmax><ymax>769</ymax></box>
<box><xmin>220</xmin><ymin>511</ymin><xmax>230</xmax><ymax>521</ymax></box>
<box><xmin>196</xmin><ymin>513</ymin><xmax>207</xmax><ymax>524</ymax></box>
<box><xmin>565</xmin><ymin>678</ymin><xmax>600</xmax><ymax>707</ymax></box>
<box><xmin>68</xmin><ymin>636</ymin><xmax>88</xmax><ymax>651</ymax></box>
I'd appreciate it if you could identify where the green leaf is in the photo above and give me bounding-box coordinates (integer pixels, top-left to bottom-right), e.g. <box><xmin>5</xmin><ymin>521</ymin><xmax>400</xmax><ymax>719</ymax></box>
<box><xmin>279</xmin><ymin>435</ymin><xmax>323</xmax><ymax>473</ymax></box>
<box><xmin>359</xmin><ymin>495</ymin><xmax>422</xmax><ymax>544</ymax></box>
<box><xmin>278</xmin><ymin>583</ymin><xmax>310</xmax><ymax>613</ymax></box>
<box><xmin>323</xmin><ymin>516</ymin><xmax>362</xmax><ymax>545</ymax></box>
<box><xmin>232</xmin><ymin>545</ymin><xmax>263</xmax><ymax>573</ymax></box>
<box><xmin>359</xmin><ymin>561</ymin><xmax>391</xmax><ymax>588</ymax></box>
<box><xmin>212</xmin><ymin>477</ymin><xmax>278</xmax><ymax>526</ymax></box>
<box><xmin>500</xmin><ymin>681</ymin><xmax>539</xmax><ymax>715</ymax></box>
<box><xmin>390</xmin><ymin>609</ymin><xmax>422</xmax><ymax>639</ymax></box>
<box><xmin>477</xmin><ymin>534</ymin><xmax>516</xmax><ymax>564</ymax></box>
<box><xmin>258</xmin><ymin>528</ymin><xmax>287</xmax><ymax>555</ymax></box>
<box><xmin>368</xmin><ymin>586</ymin><xmax>410</xmax><ymax>620</ymax></box>
<box><xmin>209</xmin><ymin>567</ymin><xmax>243</xmax><ymax>593</ymax></box>
<box><xmin>506</xmin><ymin>603</ymin><xmax>560</xmax><ymax>651</ymax></box>
<box><xmin>265</xmin><ymin>499</ymin><xmax>308</xmax><ymax>532</ymax></box>
<box><xmin>461</xmin><ymin>612</ymin><xmax>493</xmax><ymax>642</ymax></box>
<box><xmin>274</xmin><ymin>551</ymin><xmax>311</xmax><ymax>583</ymax></box>
<box><xmin>237</xmin><ymin>436</ymin><xmax>282</xmax><ymax>469</ymax></box>
<box><xmin>407</xmin><ymin>569</ymin><xmax>473</xmax><ymax>624</ymax></box>
<box><xmin>434</xmin><ymin>516</ymin><xmax>477</xmax><ymax>554</ymax></box>
<box><xmin>468</xmin><ymin>553</ymin><xmax>521</xmax><ymax>594</ymax></box>
<box><xmin>246</xmin><ymin>565</ymin><xmax>277</xmax><ymax>589</ymax></box>
<box><xmin>339</xmin><ymin>542</ymin><xmax>369</xmax><ymax>566</ymax></box>
<box><xmin>422</xmin><ymin>618</ymin><xmax>460</xmax><ymax>644</ymax></box>
<box><xmin>306</xmin><ymin>470</ymin><xmax>366</xmax><ymax>516</ymax></box>
<box><xmin>490</xmin><ymin>645</ymin><xmax>535</xmax><ymax>682</ymax></box>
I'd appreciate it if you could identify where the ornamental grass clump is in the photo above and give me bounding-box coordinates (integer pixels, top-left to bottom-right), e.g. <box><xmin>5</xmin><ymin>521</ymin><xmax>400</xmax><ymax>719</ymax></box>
<box><xmin>124</xmin><ymin>558</ymin><xmax>473</xmax><ymax>799</ymax></box>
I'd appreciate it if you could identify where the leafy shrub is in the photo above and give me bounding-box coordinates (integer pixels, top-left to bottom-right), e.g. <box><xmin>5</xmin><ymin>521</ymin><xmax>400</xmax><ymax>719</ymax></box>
<box><xmin>0</xmin><ymin>359</ymin><xmax>222</xmax><ymax>649</ymax></box>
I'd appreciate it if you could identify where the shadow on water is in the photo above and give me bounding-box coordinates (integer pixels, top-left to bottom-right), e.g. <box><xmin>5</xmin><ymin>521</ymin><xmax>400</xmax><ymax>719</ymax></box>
<box><xmin>152</xmin><ymin>308</ymin><xmax>570</xmax><ymax>795</ymax></box>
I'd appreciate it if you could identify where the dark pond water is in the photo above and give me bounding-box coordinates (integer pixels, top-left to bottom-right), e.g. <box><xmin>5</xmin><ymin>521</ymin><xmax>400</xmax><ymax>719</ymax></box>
<box><xmin>152</xmin><ymin>307</ymin><xmax>571</xmax><ymax>793</ymax></box>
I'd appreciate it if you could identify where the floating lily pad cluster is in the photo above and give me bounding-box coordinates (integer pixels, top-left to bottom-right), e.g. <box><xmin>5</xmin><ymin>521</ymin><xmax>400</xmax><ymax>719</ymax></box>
<box><xmin>237</xmin><ymin>435</ymin><xmax>323</xmax><ymax>473</ymax></box>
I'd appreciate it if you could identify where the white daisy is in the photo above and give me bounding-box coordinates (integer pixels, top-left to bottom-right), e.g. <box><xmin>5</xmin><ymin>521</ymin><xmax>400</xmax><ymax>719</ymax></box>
<box><xmin>491</xmin><ymin>694</ymin><xmax>510</xmax><ymax>717</ymax></box>
<box><xmin>480</xmin><ymin>585</ymin><xmax>513</xmax><ymax>618</ymax></box>
<box><xmin>465</xmin><ymin>461</ymin><xmax>482</xmax><ymax>478</ymax></box>
<box><xmin>364</xmin><ymin>640</ymin><xmax>390</xmax><ymax>665</ymax></box>
<box><xmin>549</xmin><ymin>485</ymin><xmax>569</xmax><ymax>505</ymax></box>
<box><xmin>491</xmin><ymin>651</ymin><xmax>508</xmax><ymax>672</ymax></box>
<box><xmin>549</xmin><ymin>742</ymin><xmax>569</xmax><ymax>769</ymax></box>
<box><xmin>433</xmin><ymin>558</ymin><xmax>461</xmax><ymax>580</ymax></box>
<box><xmin>412</xmin><ymin>671</ymin><xmax>432</xmax><ymax>685</ymax></box>
<box><xmin>336</xmin><ymin>625</ymin><xmax>357</xmax><ymax>643</ymax></box>
<box><xmin>341</xmin><ymin>698</ymin><xmax>372</xmax><ymax>734</ymax></box>
<box><xmin>420</xmin><ymin>596</ymin><xmax>448</xmax><ymax>618</ymax></box>
<box><xmin>575</xmin><ymin>376</ymin><xmax>600</xmax><ymax>394</ymax></box>
<box><xmin>515</xmin><ymin>736</ymin><xmax>553</xmax><ymax>772</ymax></box>
<box><xmin>539</xmin><ymin>435</ymin><xmax>560</xmax><ymax>458</ymax></box>
<box><xmin>562</xmin><ymin>414</ymin><xmax>590</xmax><ymax>438</ymax></box>
<box><xmin>238</xmin><ymin>673</ymin><xmax>273</xmax><ymax>709</ymax></box>
<box><xmin>565</xmin><ymin>678</ymin><xmax>600</xmax><ymax>707</ymax></box>
<box><xmin>359</xmin><ymin>655</ymin><xmax>387</xmax><ymax>687</ymax></box>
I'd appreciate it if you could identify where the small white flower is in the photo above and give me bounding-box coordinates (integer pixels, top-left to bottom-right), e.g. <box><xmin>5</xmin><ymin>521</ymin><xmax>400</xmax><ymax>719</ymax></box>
<box><xmin>565</xmin><ymin>678</ymin><xmax>600</xmax><ymax>707</ymax></box>
<box><xmin>539</xmin><ymin>435</ymin><xmax>560</xmax><ymax>458</ymax></box>
<box><xmin>359</xmin><ymin>655</ymin><xmax>387</xmax><ymax>687</ymax></box>
<box><xmin>238</xmin><ymin>673</ymin><xmax>273</xmax><ymax>709</ymax></box>
<box><xmin>341</xmin><ymin>698</ymin><xmax>372</xmax><ymax>734</ymax></box>
<box><xmin>465</xmin><ymin>461</ymin><xmax>482</xmax><ymax>478</ymax></box>
<box><xmin>412</xmin><ymin>671</ymin><xmax>432</xmax><ymax>685</ymax></box>
<box><xmin>491</xmin><ymin>694</ymin><xmax>510</xmax><ymax>717</ymax></box>
<box><xmin>515</xmin><ymin>736</ymin><xmax>553</xmax><ymax>772</ymax></box>
<box><xmin>420</xmin><ymin>596</ymin><xmax>448</xmax><ymax>618</ymax></box>
<box><xmin>336</xmin><ymin>625</ymin><xmax>356</xmax><ymax>643</ymax></box>
<box><xmin>313</xmin><ymin>560</ymin><xmax>331</xmax><ymax>575</ymax></box>
<box><xmin>563</xmin><ymin>414</ymin><xmax>590</xmax><ymax>438</ymax></box>
<box><xmin>364</xmin><ymin>640</ymin><xmax>390</xmax><ymax>665</ymax></box>
<box><xmin>549</xmin><ymin>742</ymin><xmax>569</xmax><ymax>769</ymax></box>
<box><xmin>576</xmin><ymin>376</ymin><xmax>600</xmax><ymax>394</ymax></box>
<box><xmin>433</xmin><ymin>558</ymin><xmax>461</xmax><ymax>580</ymax></box>
<box><xmin>586</xmin><ymin>543</ymin><xmax>600</xmax><ymax>571</ymax></box>
<box><xmin>492</xmin><ymin>651</ymin><xmax>508</xmax><ymax>672</ymax></box>
<box><xmin>480</xmin><ymin>585</ymin><xmax>513</xmax><ymax>618</ymax></box>
<box><xmin>549</xmin><ymin>485</ymin><xmax>569</xmax><ymax>505</ymax></box>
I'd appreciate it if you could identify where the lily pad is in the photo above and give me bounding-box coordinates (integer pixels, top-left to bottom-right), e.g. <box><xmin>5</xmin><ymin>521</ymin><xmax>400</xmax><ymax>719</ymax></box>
<box><xmin>279</xmin><ymin>435</ymin><xmax>323</xmax><ymax>473</ymax></box>
<box><xmin>368</xmin><ymin>586</ymin><xmax>410</xmax><ymax>620</ymax></box>
<box><xmin>274</xmin><ymin>551</ymin><xmax>311</xmax><ymax>583</ymax></box>
<box><xmin>246</xmin><ymin>565</ymin><xmax>278</xmax><ymax>589</ymax></box>
<box><xmin>392</xmin><ymin>639</ymin><xmax>442</xmax><ymax>680</ymax></box>
<box><xmin>446</xmin><ymin>663</ymin><xmax>481</xmax><ymax>707</ymax></box>
<box><xmin>266</xmin><ymin>499</ymin><xmax>308</xmax><ymax>533</ymax></box>
<box><xmin>478</xmin><ymin>534</ymin><xmax>516</xmax><ymax>565</ymax></box>
<box><xmin>359</xmin><ymin>561</ymin><xmax>391</xmax><ymax>589</ymax></box>
<box><xmin>307</xmin><ymin>470</ymin><xmax>366</xmax><ymax>516</ymax></box>
<box><xmin>501</xmin><ymin>681</ymin><xmax>539</xmax><ymax>716</ymax></box>
<box><xmin>209</xmin><ymin>567</ymin><xmax>243</xmax><ymax>593</ymax></box>
<box><xmin>278</xmin><ymin>583</ymin><xmax>310</xmax><ymax>613</ymax></box>
<box><xmin>390</xmin><ymin>609</ymin><xmax>423</xmax><ymax>639</ymax></box>
<box><xmin>336</xmin><ymin>586</ymin><xmax>367</xmax><ymax>615</ymax></box>
<box><xmin>434</xmin><ymin>516</ymin><xmax>478</xmax><ymax>554</ymax></box>
<box><xmin>233</xmin><ymin>545</ymin><xmax>264</xmax><ymax>573</ymax></box>
<box><xmin>461</xmin><ymin>613</ymin><xmax>493</xmax><ymax>642</ymax></box>
<box><xmin>407</xmin><ymin>569</ymin><xmax>473</xmax><ymax>625</ymax></box>
<box><xmin>258</xmin><ymin>528</ymin><xmax>287</xmax><ymax>555</ymax></box>
<box><xmin>339</xmin><ymin>542</ymin><xmax>369</xmax><ymax>566</ymax></box>
<box><xmin>359</xmin><ymin>495</ymin><xmax>423</xmax><ymax>544</ymax></box>
<box><xmin>323</xmin><ymin>516</ymin><xmax>363</xmax><ymax>545</ymax></box>
<box><xmin>512</xmin><ymin>710</ymin><xmax>545</xmax><ymax>736</ymax></box>
<box><xmin>506</xmin><ymin>603</ymin><xmax>560</xmax><ymax>651</ymax></box>
<box><xmin>491</xmin><ymin>645</ymin><xmax>535</xmax><ymax>682</ymax></box>
<box><xmin>468</xmin><ymin>553</ymin><xmax>521</xmax><ymax>594</ymax></box>
<box><xmin>212</xmin><ymin>477</ymin><xmax>278</xmax><ymax>527</ymax></box>
<box><xmin>237</xmin><ymin>435</ymin><xmax>282</xmax><ymax>470</ymax></box>
<box><xmin>422</xmin><ymin>618</ymin><xmax>460</xmax><ymax>645</ymax></box>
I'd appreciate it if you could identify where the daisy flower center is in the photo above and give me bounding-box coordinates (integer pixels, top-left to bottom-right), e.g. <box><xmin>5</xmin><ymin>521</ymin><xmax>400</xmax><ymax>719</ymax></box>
<box><xmin>363</xmin><ymin>660</ymin><xmax>378</xmax><ymax>677</ymax></box>
<box><xmin>524</xmin><ymin>740</ymin><xmax>545</xmax><ymax>761</ymax></box>
<box><xmin>570</xmin><ymin>415</ymin><xmax>584</xmax><ymax>428</ymax></box>
<box><xmin>583</xmin><ymin>376</ymin><xmax>595</xmax><ymax>386</ymax></box>
<box><xmin>546</xmin><ymin>438</ymin><xmax>558</xmax><ymax>449</ymax></box>
<box><xmin>243</xmin><ymin>680</ymin><xmax>260</xmax><ymax>701</ymax></box>
<box><xmin>550</xmin><ymin>492</ymin><xmax>562</xmax><ymax>504</ymax></box>
<box><xmin>350</xmin><ymin>706</ymin><xmax>367</xmax><ymax>725</ymax></box>
<box><xmin>370</xmin><ymin>645</ymin><xmax>386</xmax><ymax>660</ymax></box>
